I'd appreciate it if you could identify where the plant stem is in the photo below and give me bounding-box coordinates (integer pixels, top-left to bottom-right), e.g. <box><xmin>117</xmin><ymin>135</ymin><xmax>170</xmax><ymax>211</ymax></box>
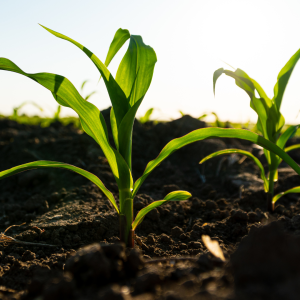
<box><xmin>267</xmin><ymin>169</ymin><xmax>276</xmax><ymax>212</ymax></box>
<box><xmin>119</xmin><ymin>188</ymin><xmax>134</xmax><ymax>247</ymax></box>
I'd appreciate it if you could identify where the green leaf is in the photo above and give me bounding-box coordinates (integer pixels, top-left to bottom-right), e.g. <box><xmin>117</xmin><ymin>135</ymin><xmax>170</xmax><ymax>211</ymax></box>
<box><xmin>110</xmin><ymin>107</ymin><xmax>119</xmax><ymax>150</ymax></box>
<box><xmin>285</xmin><ymin>143</ymin><xmax>300</xmax><ymax>153</ymax></box>
<box><xmin>163</xmin><ymin>190</ymin><xmax>192</xmax><ymax>201</ymax></box>
<box><xmin>273</xmin><ymin>48</ymin><xmax>300</xmax><ymax>110</ymax></box>
<box><xmin>132</xmin><ymin>191</ymin><xmax>191</xmax><ymax>230</ymax></box>
<box><xmin>0</xmin><ymin>161</ymin><xmax>118</xmax><ymax>212</ymax></box>
<box><xmin>200</xmin><ymin>149</ymin><xmax>268</xmax><ymax>192</ymax></box>
<box><xmin>114</xmin><ymin>36</ymin><xmax>157</xmax><ymax>168</ymax></box>
<box><xmin>0</xmin><ymin>58</ymin><xmax>132</xmax><ymax>191</ymax></box>
<box><xmin>198</xmin><ymin>114</ymin><xmax>207</xmax><ymax>120</ymax></box>
<box><xmin>40</xmin><ymin>24</ymin><xmax>129</xmax><ymax>128</ymax></box>
<box><xmin>273</xmin><ymin>186</ymin><xmax>300</xmax><ymax>203</ymax></box>
<box><xmin>81</xmin><ymin>80</ymin><xmax>89</xmax><ymax>91</ymax></box>
<box><xmin>277</xmin><ymin>125</ymin><xmax>299</xmax><ymax>149</ymax></box>
<box><xmin>84</xmin><ymin>91</ymin><xmax>96</xmax><ymax>101</ymax></box>
<box><xmin>132</xmin><ymin>128</ymin><xmax>300</xmax><ymax>197</ymax></box>
<box><xmin>115</xmin><ymin>35</ymin><xmax>157</xmax><ymax>106</ymax></box>
<box><xmin>104</xmin><ymin>28</ymin><xmax>130</xmax><ymax>67</ymax></box>
<box><xmin>213</xmin><ymin>68</ymin><xmax>224</xmax><ymax>95</ymax></box>
<box><xmin>275</xmin><ymin>143</ymin><xmax>300</xmax><ymax>168</ymax></box>
<box><xmin>139</xmin><ymin>108</ymin><xmax>154</xmax><ymax>123</ymax></box>
<box><xmin>16</xmin><ymin>101</ymin><xmax>44</xmax><ymax>113</ymax></box>
<box><xmin>217</xmin><ymin>68</ymin><xmax>285</xmax><ymax>143</ymax></box>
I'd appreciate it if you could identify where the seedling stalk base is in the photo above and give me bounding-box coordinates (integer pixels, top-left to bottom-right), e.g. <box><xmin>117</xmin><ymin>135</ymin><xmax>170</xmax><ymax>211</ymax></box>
<box><xmin>119</xmin><ymin>189</ymin><xmax>134</xmax><ymax>247</ymax></box>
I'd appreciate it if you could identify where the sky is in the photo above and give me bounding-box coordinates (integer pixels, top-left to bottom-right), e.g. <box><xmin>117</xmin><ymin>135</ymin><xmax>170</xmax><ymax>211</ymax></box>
<box><xmin>1</xmin><ymin>0</ymin><xmax>300</xmax><ymax>124</ymax></box>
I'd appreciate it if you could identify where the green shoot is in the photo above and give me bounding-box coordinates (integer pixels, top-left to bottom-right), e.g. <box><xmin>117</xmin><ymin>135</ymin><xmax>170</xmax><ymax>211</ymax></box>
<box><xmin>11</xmin><ymin>101</ymin><xmax>43</xmax><ymax>121</ymax></box>
<box><xmin>53</xmin><ymin>105</ymin><xmax>61</xmax><ymax>122</ymax></box>
<box><xmin>1</xmin><ymin>26</ymin><xmax>300</xmax><ymax>246</ymax></box>
<box><xmin>139</xmin><ymin>108</ymin><xmax>154</xmax><ymax>124</ymax></box>
<box><xmin>204</xmin><ymin>49</ymin><xmax>300</xmax><ymax>211</ymax></box>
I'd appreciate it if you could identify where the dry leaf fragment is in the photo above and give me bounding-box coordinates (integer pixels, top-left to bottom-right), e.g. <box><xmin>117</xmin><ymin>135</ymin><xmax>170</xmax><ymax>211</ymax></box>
<box><xmin>201</xmin><ymin>235</ymin><xmax>225</xmax><ymax>261</ymax></box>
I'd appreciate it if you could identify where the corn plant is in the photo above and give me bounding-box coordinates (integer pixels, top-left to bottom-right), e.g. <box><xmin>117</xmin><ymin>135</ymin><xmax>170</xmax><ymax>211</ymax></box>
<box><xmin>201</xmin><ymin>49</ymin><xmax>300</xmax><ymax>211</ymax></box>
<box><xmin>139</xmin><ymin>108</ymin><xmax>154</xmax><ymax>124</ymax></box>
<box><xmin>52</xmin><ymin>105</ymin><xmax>61</xmax><ymax>122</ymax></box>
<box><xmin>1</xmin><ymin>26</ymin><xmax>300</xmax><ymax>246</ymax></box>
<box><xmin>12</xmin><ymin>101</ymin><xmax>43</xmax><ymax>121</ymax></box>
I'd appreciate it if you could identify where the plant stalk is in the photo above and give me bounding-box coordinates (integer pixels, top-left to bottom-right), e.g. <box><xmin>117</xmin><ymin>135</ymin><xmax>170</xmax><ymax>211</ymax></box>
<box><xmin>119</xmin><ymin>188</ymin><xmax>134</xmax><ymax>247</ymax></box>
<box><xmin>267</xmin><ymin>169</ymin><xmax>276</xmax><ymax>212</ymax></box>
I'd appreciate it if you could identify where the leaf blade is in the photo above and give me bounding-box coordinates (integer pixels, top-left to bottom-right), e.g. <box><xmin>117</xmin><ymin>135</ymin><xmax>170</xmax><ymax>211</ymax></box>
<box><xmin>104</xmin><ymin>28</ymin><xmax>130</xmax><ymax>67</ymax></box>
<box><xmin>0</xmin><ymin>58</ymin><xmax>132</xmax><ymax>191</ymax></box>
<box><xmin>0</xmin><ymin>161</ymin><xmax>118</xmax><ymax>212</ymax></box>
<box><xmin>273</xmin><ymin>186</ymin><xmax>300</xmax><ymax>203</ymax></box>
<box><xmin>115</xmin><ymin>35</ymin><xmax>157</xmax><ymax>106</ymax></box>
<box><xmin>277</xmin><ymin>125</ymin><xmax>299</xmax><ymax>149</ymax></box>
<box><xmin>200</xmin><ymin>148</ymin><xmax>268</xmax><ymax>192</ymax></box>
<box><xmin>132</xmin><ymin>191</ymin><xmax>191</xmax><ymax>230</ymax></box>
<box><xmin>273</xmin><ymin>48</ymin><xmax>300</xmax><ymax>110</ymax></box>
<box><xmin>40</xmin><ymin>24</ymin><xmax>128</xmax><ymax>127</ymax></box>
<box><xmin>132</xmin><ymin>128</ymin><xmax>300</xmax><ymax>196</ymax></box>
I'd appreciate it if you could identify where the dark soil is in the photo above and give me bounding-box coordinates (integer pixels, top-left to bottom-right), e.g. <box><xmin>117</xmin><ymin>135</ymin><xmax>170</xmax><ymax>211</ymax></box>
<box><xmin>0</xmin><ymin>108</ymin><xmax>300</xmax><ymax>299</ymax></box>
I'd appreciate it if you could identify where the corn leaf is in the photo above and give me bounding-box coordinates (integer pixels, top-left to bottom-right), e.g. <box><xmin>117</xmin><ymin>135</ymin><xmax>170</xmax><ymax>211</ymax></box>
<box><xmin>133</xmin><ymin>128</ymin><xmax>300</xmax><ymax>196</ymax></box>
<box><xmin>213</xmin><ymin>68</ymin><xmax>284</xmax><ymax>142</ymax></box>
<box><xmin>273</xmin><ymin>48</ymin><xmax>300</xmax><ymax>110</ymax></box>
<box><xmin>200</xmin><ymin>149</ymin><xmax>268</xmax><ymax>192</ymax></box>
<box><xmin>0</xmin><ymin>58</ymin><xmax>132</xmax><ymax>191</ymax></box>
<box><xmin>285</xmin><ymin>143</ymin><xmax>300</xmax><ymax>153</ymax></box>
<box><xmin>273</xmin><ymin>186</ymin><xmax>300</xmax><ymax>203</ymax></box>
<box><xmin>81</xmin><ymin>80</ymin><xmax>89</xmax><ymax>90</ymax></box>
<box><xmin>116</xmin><ymin>35</ymin><xmax>157</xmax><ymax>106</ymax></box>
<box><xmin>40</xmin><ymin>24</ymin><xmax>128</xmax><ymax>128</ymax></box>
<box><xmin>213</xmin><ymin>68</ymin><xmax>225</xmax><ymax>95</ymax></box>
<box><xmin>110</xmin><ymin>107</ymin><xmax>119</xmax><ymax>149</ymax></box>
<box><xmin>132</xmin><ymin>191</ymin><xmax>191</xmax><ymax>230</ymax></box>
<box><xmin>104</xmin><ymin>28</ymin><xmax>130</xmax><ymax>67</ymax></box>
<box><xmin>140</xmin><ymin>108</ymin><xmax>154</xmax><ymax>123</ymax></box>
<box><xmin>277</xmin><ymin>125</ymin><xmax>299</xmax><ymax>149</ymax></box>
<box><xmin>0</xmin><ymin>161</ymin><xmax>118</xmax><ymax>212</ymax></box>
<box><xmin>114</xmin><ymin>36</ymin><xmax>157</xmax><ymax>168</ymax></box>
<box><xmin>275</xmin><ymin>143</ymin><xmax>300</xmax><ymax>168</ymax></box>
<box><xmin>84</xmin><ymin>91</ymin><xmax>96</xmax><ymax>101</ymax></box>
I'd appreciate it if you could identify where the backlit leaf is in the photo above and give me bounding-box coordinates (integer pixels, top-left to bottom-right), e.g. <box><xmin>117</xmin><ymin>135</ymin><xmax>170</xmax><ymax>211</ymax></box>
<box><xmin>0</xmin><ymin>161</ymin><xmax>118</xmax><ymax>212</ymax></box>
<box><xmin>133</xmin><ymin>128</ymin><xmax>300</xmax><ymax>197</ymax></box>
<box><xmin>132</xmin><ymin>191</ymin><xmax>191</xmax><ymax>230</ymax></box>
<box><xmin>0</xmin><ymin>58</ymin><xmax>133</xmax><ymax>191</ymax></box>
<box><xmin>200</xmin><ymin>149</ymin><xmax>268</xmax><ymax>192</ymax></box>
<box><xmin>273</xmin><ymin>48</ymin><xmax>300</xmax><ymax>110</ymax></box>
<box><xmin>273</xmin><ymin>186</ymin><xmax>300</xmax><ymax>203</ymax></box>
<box><xmin>104</xmin><ymin>28</ymin><xmax>130</xmax><ymax>67</ymax></box>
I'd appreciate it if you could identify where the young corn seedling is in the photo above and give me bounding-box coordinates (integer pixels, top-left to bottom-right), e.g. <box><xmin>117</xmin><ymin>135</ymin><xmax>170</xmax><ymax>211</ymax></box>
<box><xmin>12</xmin><ymin>101</ymin><xmax>43</xmax><ymax>121</ymax></box>
<box><xmin>1</xmin><ymin>26</ymin><xmax>300</xmax><ymax>246</ymax></box>
<box><xmin>201</xmin><ymin>49</ymin><xmax>300</xmax><ymax>211</ymax></box>
<box><xmin>139</xmin><ymin>108</ymin><xmax>154</xmax><ymax>124</ymax></box>
<box><xmin>52</xmin><ymin>105</ymin><xmax>61</xmax><ymax>122</ymax></box>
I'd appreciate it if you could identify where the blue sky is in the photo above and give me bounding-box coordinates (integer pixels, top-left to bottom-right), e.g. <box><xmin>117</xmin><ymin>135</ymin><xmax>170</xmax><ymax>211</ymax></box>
<box><xmin>1</xmin><ymin>0</ymin><xmax>300</xmax><ymax>123</ymax></box>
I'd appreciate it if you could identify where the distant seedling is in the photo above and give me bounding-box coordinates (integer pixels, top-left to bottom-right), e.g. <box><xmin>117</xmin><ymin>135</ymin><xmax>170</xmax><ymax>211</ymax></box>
<box><xmin>201</xmin><ymin>49</ymin><xmax>300</xmax><ymax>211</ymax></box>
<box><xmin>12</xmin><ymin>101</ymin><xmax>43</xmax><ymax>121</ymax></box>
<box><xmin>1</xmin><ymin>26</ymin><xmax>300</xmax><ymax>246</ymax></box>
<box><xmin>139</xmin><ymin>108</ymin><xmax>154</xmax><ymax>124</ymax></box>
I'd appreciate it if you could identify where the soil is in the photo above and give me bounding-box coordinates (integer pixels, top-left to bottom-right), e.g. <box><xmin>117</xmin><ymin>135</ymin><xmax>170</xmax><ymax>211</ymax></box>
<box><xmin>0</xmin><ymin>108</ymin><xmax>300</xmax><ymax>300</ymax></box>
